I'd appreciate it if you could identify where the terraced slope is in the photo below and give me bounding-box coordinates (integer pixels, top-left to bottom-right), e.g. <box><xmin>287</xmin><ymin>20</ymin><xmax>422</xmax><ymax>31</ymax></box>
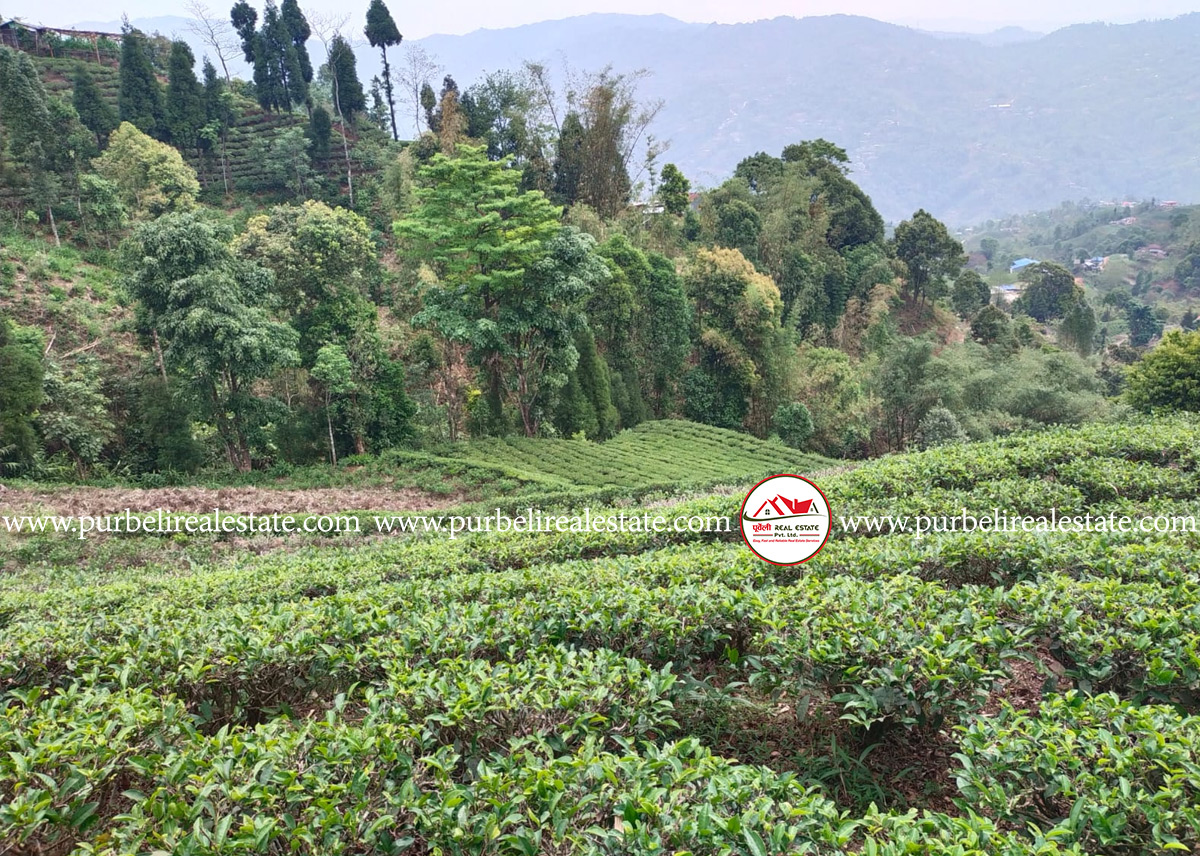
<box><xmin>449</xmin><ymin>420</ymin><xmax>832</xmax><ymax>488</ymax></box>
<box><xmin>3</xmin><ymin>416</ymin><xmax>1200</xmax><ymax>853</ymax></box>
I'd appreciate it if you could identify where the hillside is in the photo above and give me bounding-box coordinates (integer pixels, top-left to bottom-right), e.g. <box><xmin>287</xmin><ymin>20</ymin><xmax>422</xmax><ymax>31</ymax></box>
<box><xmin>411</xmin><ymin>12</ymin><xmax>1200</xmax><ymax>224</ymax></box>
<box><xmin>3</xmin><ymin>417</ymin><xmax>1200</xmax><ymax>851</ymax></box>
<box><xmin>64</xmin><ymin>11</ymin><xmax>1200</xmax><ymax>224</ymax></box>
<box><xmin>963</xmin><ymin>200</ymin><xmax>1200</xmax><ymax>335</ymax></box>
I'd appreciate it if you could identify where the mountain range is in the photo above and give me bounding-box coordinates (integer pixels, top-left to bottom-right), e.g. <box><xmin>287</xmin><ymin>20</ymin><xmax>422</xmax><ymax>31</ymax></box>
<box><xmin>70</xmin><ymin>11</ymin><xmax>1200</xmax><ymax>224</ymax></box>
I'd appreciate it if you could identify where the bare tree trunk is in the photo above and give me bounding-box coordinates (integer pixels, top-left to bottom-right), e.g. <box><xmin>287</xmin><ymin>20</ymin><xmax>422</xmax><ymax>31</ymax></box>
<box><xmin>47</xmin><ymin>206</ymin><xmax>60</xmax><ymax>247</ymax></box>
<box><xmin>325</xmin><ymin>393</ymin><xmax>337</xmax><ymax>466</ymax></box>
<box><xmin>152</xmin><ymin>328</ymin><xmax>168</xmax><ymax>384</ymax></box>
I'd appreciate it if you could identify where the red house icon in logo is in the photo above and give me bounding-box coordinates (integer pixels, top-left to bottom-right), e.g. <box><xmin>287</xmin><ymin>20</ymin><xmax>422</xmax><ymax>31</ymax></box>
<box><xmin>752</xmin><ymin>495</ymin><xmax>815</xmax><ymax>518</ymax></box>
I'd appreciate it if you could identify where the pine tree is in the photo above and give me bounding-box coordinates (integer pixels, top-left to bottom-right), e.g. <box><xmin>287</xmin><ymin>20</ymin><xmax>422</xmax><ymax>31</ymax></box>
<box><xmin>0</xmin><ymin>47</ymin><xmax>62</xmax><ymax>243</ymax></box>
<box><xmin>165</xmin><ymin>41</ymin><xmax>206</xmax><ymax>152</ymax></box>
<box><xmin>552</xmin><ymin>111</ymin><xmax>585</xmax><ymax>206</ymax></box>
<box><xmin>72</xmin><ymin>65</ymin><xmax>117</xmax><ymax>149</ymax></box>
<box><xmin>364</xmin><ymin>0</ymin><xmax>402</xmax><ymax>140</ymax></box>
<box><xmin>279</xmin><ymin>0</ymin><xmax>313</xmax><ymax>86</ymax></box>
<box><xmin>307</xmin><ymin>104</ymin><xmax>332</xmax><ymax>160</ymax></box>
<box><xmin>327</xmin><ymin>34</ymin><xmax>365</xmax><ymax>117</ymax></box>
<box><xmin>230</xmin><ymin>0</ymin><xmax>258</xmax><ymax>62</ymax></box>
<box><xmin>118</xmin><ymin>27</ymin><xmax>165</xmax><ymax>137</ymax></box>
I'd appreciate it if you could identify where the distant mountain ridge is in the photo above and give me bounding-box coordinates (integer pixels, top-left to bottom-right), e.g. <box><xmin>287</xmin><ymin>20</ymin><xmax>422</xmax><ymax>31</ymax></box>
<box><xmin>70</xmin><ymin>12</ymin><xmax>1200</xmax><ymax>224</ymax></box>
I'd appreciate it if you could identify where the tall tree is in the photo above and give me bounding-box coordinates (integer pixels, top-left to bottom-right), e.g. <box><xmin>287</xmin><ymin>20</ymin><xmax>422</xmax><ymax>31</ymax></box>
<box><xmin>891</xmin><ymin>209</ymin><xmax>965</xmax><ymax>307</ymax></box>
<box><xmin>395</xmin><ymin>146</ymin><xmax>563</xmax><ymax>435</ymax></box>
<box><xmin>72</xmin><ymin>65</ymin><xmax>118</xmax><ymax>149</ymax></box>
<box><xmin>659</xmin><ymin>162</ymin><xmax>689</xmax><ymax>215</ymax></box>
<box><xmin>165</xmin><ymin>41</ymin><xmax>206</xmax><ymax>153</ymax></box>
<box><xmin>551</xmin><ymin>111</ymin><xmax>584</xmax><ymax>206</ymax></box>
<box><xmin>118</xmin><ymin>27</ymin><xmax>165</xmax><ymax>138</ymax></box>
<box><xmin>201</xmin><ymin>58</ymin><xmax>237</xmax><ymax>193</ymax></box>
<box><xmin>184</xmin><ymin>0</ymin><xmax>239</xmax><ymax>81</ymax></box>
<box><xmin>93</xmin><ymin>122</ymin><xmax>200</xmax><ymax>217</ymax></box>
<box><xmin>326</xmin><ymin>33</ymin><xmax>365</xmax><ymax>118</ymax></box>
<box><xmin>396</xmin><ymin>43</ymin><xmax>440</xmax><ymax>136</ymax></box>
<box><xmin>279</xmin><ymin>0</ymin><xmax>314</xmax><ymax>98</ymax></box>
<box><xmin>364</xmin><ymin>0</ymin><xmax>402</xmax><ymax>140</ymax></box>
<box><xmin>1016</xmin><ymin>261</ymin><xmax>1083</xmax><ymax>322</ymax></box>
<box><xmin>0</xmin><ymin>47</ymin><xmax>61</xmax><ymax>243</ymax></box>
<box><xmin>0</xmin><ymin>313</ymin><xmax>45</xmax><ymax>467</ymax></box>
<box><xmin>121</xmin><ymin>213</ymin><xmax>299</xmax><ymax>471</ymax></box>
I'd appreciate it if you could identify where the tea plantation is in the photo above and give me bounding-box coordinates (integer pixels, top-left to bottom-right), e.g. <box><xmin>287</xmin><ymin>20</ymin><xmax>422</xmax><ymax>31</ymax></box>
<box><xmin>3</xmin><ymin>416</ymin><xmax>1200</xmax><ymax>854</ymax></box>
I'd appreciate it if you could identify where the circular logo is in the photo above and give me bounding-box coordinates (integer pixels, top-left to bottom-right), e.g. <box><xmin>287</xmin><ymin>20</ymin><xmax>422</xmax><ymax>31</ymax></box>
<box><xmin>739</xmin><ymin>474</ymin><xmax>832</xmax><ymax>565</ymax></box>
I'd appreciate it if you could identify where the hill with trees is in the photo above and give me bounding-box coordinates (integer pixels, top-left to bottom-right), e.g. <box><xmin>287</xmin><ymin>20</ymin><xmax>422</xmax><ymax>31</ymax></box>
<box><xmin>65</xmin><ymin>11</ymin><xmax>1200</xmax><ymax>224</ymax></box>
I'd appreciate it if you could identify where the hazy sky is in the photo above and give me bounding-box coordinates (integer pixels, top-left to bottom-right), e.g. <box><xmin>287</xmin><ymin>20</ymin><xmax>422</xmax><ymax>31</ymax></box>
<box><xmin>6</xmin><ymin>0</ymin><xmax>1200</xmax><ymax>37</ymax></box>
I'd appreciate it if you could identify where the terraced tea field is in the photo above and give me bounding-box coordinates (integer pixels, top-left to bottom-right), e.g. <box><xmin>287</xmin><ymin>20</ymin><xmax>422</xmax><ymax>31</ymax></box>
<box><xmin>446</xmin><ymin>420</ymin><xmax>832</xmax><ymax>488</ymax></box>
<box><xmin>3</xmin><ymin>416</ymin><xmax>1200</xmax><ymax>854</ymax></box>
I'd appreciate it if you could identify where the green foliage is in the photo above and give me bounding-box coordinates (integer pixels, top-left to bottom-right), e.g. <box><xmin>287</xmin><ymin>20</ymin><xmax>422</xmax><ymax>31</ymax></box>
<box><xmin>1126</xmin><ymin>330</ymin><xmax>1200</xmax><ymax>413</ymax></box>
<box><xmin>117</xmin><ymin>28</ymin><xmax>164</xmax><ymax>137</ymax></box>
<box><xmin>0</xmin><ymin>313</ymin><xmax>44</xmax><ymax>466</ymax></box>
<box><xmin>397</xmin><ymin>146</ymin><xmax>564</xmax><ymax>437</ymax></box>
<box><xmin>1059</xmin><ymin>299</ymin><xmax>1097</xmax><ymax>357</ymax></box>
<box><xmin>71</xmin><ymin>65</ymin><xmax>117</xmax><ymax>149</ymax></box>
<box><xmin>36</xmin><ymin>358</ymin><xmax>114</xmax><ymax>473</ymax></box>
<box><xmin>891</xmin><ymin>209</ymin><xmax>965</xmax><ymax>306</ymax></box>
<box><xmin>364</xmin><ymin>0</ymin><xmax>402</xmax><ymax>140</ymax></box>
<box><xmin>772</xmin><ymin>401</ymin><xmax>814</xmax><ymax>449</ymax></box>
<box><xmin>92</xmin><ymin>122</ymin><xmax>200</xmax><ymax>217</ymax></box>
<box><xmin>164</xmin><ymin>41</ymin><xmax>206</xmax><ymax>152</ymax></box>
<box><xmin>971</xmin><ymin>303</ymin><xmax>1012</xmax><ymax>346</ymax></box>
<box><xmin>659</xmin><ymin>162</ymin><xmax>689</xmax><ymax>216</ymax></box>
<box><xmin>916</xmin><ymin>405</ymin><xmax>967</xmax><ymax>449</ymax></box>
<box><xmin>121</xmin><ymin>212</ymin><xmax>299</xmax><ymax>470</ymax></box>
<box><xmin>683</xmin><ymin>247</ymin><xmax>791</xmax><ymax>435</ymax></box>
<box><xmin>951</xmin><ymin>269</ymin><xmax>990</xmax><ymax>320</ymax></box>
<box><xmin>956</xmin><ymin>692</ymin><xmax>1200</xmax><ymax>852</ymax></box>
<box><xmin>326</xmin><ymin>34</ymin><xmax>366</xmax><ymax>118</ymax></box>
<box><xmin>1016</xmin><ymin>262</ymin><xmax>1083</xmax><ymax>322</ymax></box>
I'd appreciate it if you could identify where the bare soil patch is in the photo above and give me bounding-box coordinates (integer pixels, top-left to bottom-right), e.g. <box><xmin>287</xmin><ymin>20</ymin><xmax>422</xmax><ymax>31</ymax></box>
<box><xmin>0</xmin><ymin>485</ymin><xmax>462</xmax><ymax>517</ymax></box>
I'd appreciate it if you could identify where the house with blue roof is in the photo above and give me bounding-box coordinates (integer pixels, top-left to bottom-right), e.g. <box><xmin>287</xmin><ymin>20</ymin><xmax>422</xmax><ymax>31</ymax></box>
<box><xmin>1010</xmin><ymin>258</ymin><xmax>1039</xmax><ymax>273</ymax></box>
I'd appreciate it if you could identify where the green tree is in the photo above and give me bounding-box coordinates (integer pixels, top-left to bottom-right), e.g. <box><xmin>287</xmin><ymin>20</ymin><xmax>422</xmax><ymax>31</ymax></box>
<box><xmin>891</xmin><ymin>209</ymin><xmax>965</xmax><ymax>306</ymax></box>
<box><xmin>93</xmin><ymin>122</ymin><xmax>200</xmax><ymax>217</ymax></box>
<box><xmin>659</xmin><ymin>162</ymin><xmax>689</xmax><ymax>215</ymax></box>
<box><xmin>37</xmin><ymin>358</ymin><xmax>114</xmax><ymax>474</ymax></box>
<box><xmin>72</xmin><ymin>65</ymin><xmax>117</xmax><ymax>149</ymax></box>
<box><xmin>773</xmin><ymin>401</ymin><xmax>814</xmax><ymax>449</ymax></box>
<box><xmin>551</xmin><ymin>111</ymin><xmax>585</xmax><ymax>206</ymax></box>
<box><xmin>121</xmin><ymin>213</ymin><xmax>299</xmax><ymax>471</ymax></box>
<box><xmin>1016</xmin><ymin>261</ymin><xmax>1082</xmax><ymax>322</ymax></box>
<box><xmin>970</xmin><ymin>304</ymin><xmax>1012</xmax><ymax>347</ymax></box>
<box><xmin>234</xmin><ymin>200</ymin><xmax>414</xmax><ymax>453</ymax></box>
<box><xmin>916</xmin><ymin>405</ymin><xmax>967</xmax><ymax>449</ymax></box>
<box><xmin>118</xmin><ymin>27</ymin><xmax>165</xmax><ymax>137</ymax></box>
<box><xmin>875</xmin><ymin>335</ymin><xmax>936</xmax><ymax>450</ymax></box>
<box><xmin>79</xmin><ymin>174</ymin><xmax>128</xmax><ymax>248</ymax></box>
<box><xmin>1060</xmin><ymin>299</ymin><xmax>1098</xmax><ymax>356</ymax></box>
<box><xmin>307</xmin><ymin>104</ymin><xmax>332</xmax><ymax>160</ymax></box>
<box><xmin>201</xmin><ymin>58</ymin><xmax>237</xmax><ymax>193</ymax></box>
<box><xmin>0</xmin><ymin>313</ymin><xmax>44</xmax><ymax>467</ymax></box>
<box><xmin>165</xmin><ymin>41</ymin><xmax>206</xmax><ymax>152</ymax></box>
<box><xmin>951</xmin><ymin>269</ymin><xmax>991</xmax><ymax>320</ymax></box>
<box><xmin>0</xmin><ymin>47</ymin><xmax>61</xmax><ymax>242</ymax></box>
<box><xmin>1126</xmin><ymin>301</ymin><xmax>1164</xmax><ymax>348</ymax></box>
<box><xmin>326</xmin><ymin>34</ymin><xmax>366</xmax><ymax>118</ymax></box>
<box><xmin>396</xmin><ymin>146</ymin><xmax>563</xmax><ymax>435</ymax></box>
<box><xmin>1126</xmin><ymin>330</ymin><xmax>1200</xmax><ymax>412</ymax></box>
<box><xmin>683</xmin><ymin>247</ymin><xmax>790</xmax><ymax>435</ymax></box>
<box><xmin>979</xmin><ymin>237</ymin><xmax>999</xmax><ymax>269</ymax></box>
<box><xmin>553</xmin><ymin>325</ymin><xmax>618</xmax><ymax>439</ymax></box>
<box><xmin>364</xmin><ymin>0</ymin><xmax>402</xmax><ymax>140</ymax></box>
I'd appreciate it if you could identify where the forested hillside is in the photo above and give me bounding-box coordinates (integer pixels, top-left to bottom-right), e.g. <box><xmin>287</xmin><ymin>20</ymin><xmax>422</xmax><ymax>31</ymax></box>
<box><xmin>69</xmin><ymin>11</ymin><xmax>1200</xmax><ymax>223</ymax></box>
<box><xmin>3</xmin><ymin>4</ymin><xmax>1199</xmax><ymax>482</ymax></box>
